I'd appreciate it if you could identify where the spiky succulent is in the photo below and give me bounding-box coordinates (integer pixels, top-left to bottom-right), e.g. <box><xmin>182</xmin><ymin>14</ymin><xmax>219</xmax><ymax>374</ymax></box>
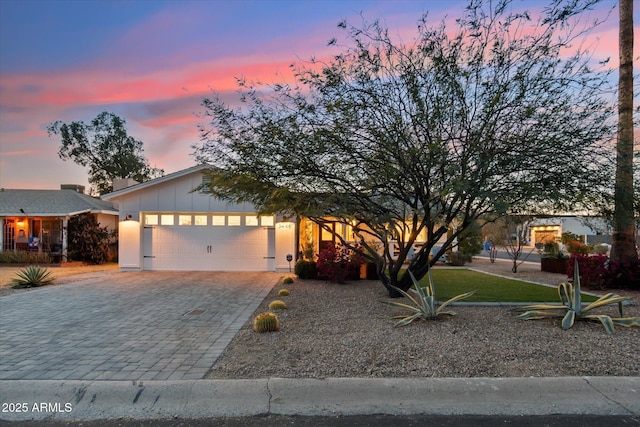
<box><xmin>268</xmin><ymin>300</ymin><xmax>287</xmax><ymax>310</ymax></box>
<box><xmin>253</xmin><ymin>312</ymin><xmax>280</xmax><ymax>333</ymax></box>
<box><xmin>278</xmin><ymin>289</ymin><xmax>290</xmax><ymax>296</ymax></box>
<box><xmin>513</xmin><ymin>258</ymin><xmax>640</xmax><ymax>334</ymax></box>
<box><xmin>282</xmin><ymin>277</ymin><xmax>294</xmax><ymax>284</ymax></box>
<box><xmin>11</xmin><ymin>265</ymin><xmax>54</xmax><ymax>288</ymax></box>
<box><xmin>382</xmin><ymin>268</ymin><xmax>474</xmax><ymax>327</ymax></box>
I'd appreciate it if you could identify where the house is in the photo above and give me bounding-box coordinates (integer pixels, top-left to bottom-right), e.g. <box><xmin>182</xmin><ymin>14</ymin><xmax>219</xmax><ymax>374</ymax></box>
<box><xmin>101</xmin><ymin>165</ymin><xmax>296</xmax><ymax>272</ymax></box>
<box><xmin>529</xmin><ymin>216</ymin><xmax>613</xmax><ymax>247</ymax></box>
<box><xmin>0</xmin><ymin>185</ymin><xmax>119</xmax><ymax>261</ymax></box>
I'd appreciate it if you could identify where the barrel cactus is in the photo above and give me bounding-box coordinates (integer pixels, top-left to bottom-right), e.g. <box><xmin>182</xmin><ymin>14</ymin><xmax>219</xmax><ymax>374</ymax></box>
<box><xmin>278</xmin><ymin>289</ymin><xmax>290</xmax><ymax>296</ymax></box>
<box><xmin>253</xmin><ymin>312</ymin><xmax>280</xmax><ymax>333</ymax></box>
<box><xmin>269</xmin><ymin>300</ymin><xmax>287</xmax><ymax>310</ymax></box>
<box><xmin>282</xmin><ymin>276</ymin><xmax>294</xmax><ymax>284</ymax></box>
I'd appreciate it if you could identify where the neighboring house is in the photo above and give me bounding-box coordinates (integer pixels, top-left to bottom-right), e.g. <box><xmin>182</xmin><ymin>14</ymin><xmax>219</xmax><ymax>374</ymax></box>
<box><xmin>529</xmin><ymin>216</ymin><xmax>614</xmax><ymax>247</ymax></box>
<box><xmin>101</xmin><ymin>165</ymin><xmax>296</xmax><ymax>272</ymax></box>
<box><xmin>0</xmin><ymin>185</ymin><xmax>119</xmax><ymax>261</ymax></box>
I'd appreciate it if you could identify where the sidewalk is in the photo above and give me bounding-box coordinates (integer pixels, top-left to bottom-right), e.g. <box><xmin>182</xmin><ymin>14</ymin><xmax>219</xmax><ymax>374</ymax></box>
<box><xmin>1</xmin><ymin>377</ymin><xmax>639</xmax><ymax>422</ymax></box>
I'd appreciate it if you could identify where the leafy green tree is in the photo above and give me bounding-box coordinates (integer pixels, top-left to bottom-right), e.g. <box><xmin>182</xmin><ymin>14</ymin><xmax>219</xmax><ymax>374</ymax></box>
<box><xmin>47</xmin><ymin>111</ymin><xmax>163</xmax><ymax>195</ymax></box>
<box><xmin>67</xmin><ymin>213</ymin><xmax>114</xmax><ymax>265</ymax></box>
<box><xmin>609</xmin><ymin>0</ymin><xmax>638</xmax><ymax>280</ymax></box>
<box><xmin>195</xmin><ymin>0</ymin><xmax>614</xmax><ymax>296</ymax></box>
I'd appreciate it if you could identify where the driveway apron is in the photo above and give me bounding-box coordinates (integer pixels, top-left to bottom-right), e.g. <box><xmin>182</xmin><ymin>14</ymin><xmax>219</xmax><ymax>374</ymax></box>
<box><xmin>0</xmin><ymin>271</ymin><xmax>279</xmax><ymax>381</ymax></box>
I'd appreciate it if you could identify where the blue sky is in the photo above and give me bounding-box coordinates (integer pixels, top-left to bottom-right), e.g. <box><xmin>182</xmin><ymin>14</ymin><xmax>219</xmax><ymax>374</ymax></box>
<box><xmin>0</xmin><ymin>0</ymin><xmax>624</xmax><ymax>191</ymax></box>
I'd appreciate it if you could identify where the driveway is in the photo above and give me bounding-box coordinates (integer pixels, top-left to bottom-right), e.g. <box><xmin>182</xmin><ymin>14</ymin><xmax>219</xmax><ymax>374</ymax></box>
<box><xmin>0</xmin><ymin>271</ymin><xmax>279</xmax><ymax>381</ymax></box>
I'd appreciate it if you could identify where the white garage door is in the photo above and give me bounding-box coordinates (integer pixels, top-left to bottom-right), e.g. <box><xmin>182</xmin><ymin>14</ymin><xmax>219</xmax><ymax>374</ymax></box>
<box><xmin>142</xmin><ymin>213</ymin><xmax>275</xmax><ymax>271</ymax></box>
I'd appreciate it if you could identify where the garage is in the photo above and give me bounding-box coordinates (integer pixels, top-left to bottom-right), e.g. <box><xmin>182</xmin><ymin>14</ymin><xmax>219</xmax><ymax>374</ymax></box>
<box><xmin>102</xmin><ymin>165</ymin><xmax>296</xmax><ymax>272</ymax></box>
<box><xmin>141</xmin><ymin>213</ymin><xmax>275</xmax><ymax>271</ymax></box>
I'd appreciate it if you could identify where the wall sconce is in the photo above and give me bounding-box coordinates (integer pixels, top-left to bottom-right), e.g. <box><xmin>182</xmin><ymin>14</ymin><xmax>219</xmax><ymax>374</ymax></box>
<box><xmin>123</xmin><ymin>214</ymin><xmax>133</xmax><ymax>221</ymax></box>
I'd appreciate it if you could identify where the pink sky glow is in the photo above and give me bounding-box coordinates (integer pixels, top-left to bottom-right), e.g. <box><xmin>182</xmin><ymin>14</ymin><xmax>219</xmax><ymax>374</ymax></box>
<box><xmin>0</xmin><ymin>0</ymin><xmax>630</xmax><ymax>193</ymax></box>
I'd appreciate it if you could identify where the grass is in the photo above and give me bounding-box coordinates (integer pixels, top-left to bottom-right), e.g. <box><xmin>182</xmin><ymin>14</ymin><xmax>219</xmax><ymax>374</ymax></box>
<box><xmin>415</xmin><ymin>269</ymin><xmax>599</xmax><ymax>303</ymax></box>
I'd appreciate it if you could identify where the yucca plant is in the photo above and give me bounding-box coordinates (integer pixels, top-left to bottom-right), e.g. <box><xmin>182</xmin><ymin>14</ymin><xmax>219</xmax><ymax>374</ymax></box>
<box><xmin>382</xmin><ymin>268</ymin><xmax>475</xmax><ymax>327</ymax></box>
<box><xmin>11</xmin><ymin>265</ymin><xmax>55</xmax><ymax>288</ymax></box>
<box><xmin>513</xmin><ymin>258</ymin><xmax>640</xmax><ymax>334</ymax></box>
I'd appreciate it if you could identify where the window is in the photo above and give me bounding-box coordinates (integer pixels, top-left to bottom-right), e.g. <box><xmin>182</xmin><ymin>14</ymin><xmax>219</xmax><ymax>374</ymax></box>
<box><xmin>194</xmin><ymin>215</ymin><xmax>207</xmax><ymax>226</ymax></box>
<box><xmin>179</xmin><ymin>215</ymin><xmax>192</xmax><ymax>226</ymax></box>
<box><xmin>228</xmin><ymin>215</ymin><xmax>241</xmax><ymax>226</ymax></box>
<box><xmin>261</xmin><ymin>216</ymin><xmax>274</xmax><ymax>226</ymax></box>
<box><xmin>212</xmin><ymin>215</ymin><xmax>225</xmax><ymax>226</ymax></box>
<box><xmin>245</xmin><ymin>216</ymin><xmax>258</xmax><ymax>226</ymax></box>
<box><xmin>145</xmin><ymin>214</ymin><xmax>158</xmax><ymax>226</ymax></box>
<box><xmin>161</xmin><ymin>214</ymin><xmax>174</xmax><ymax>225</ymax></box>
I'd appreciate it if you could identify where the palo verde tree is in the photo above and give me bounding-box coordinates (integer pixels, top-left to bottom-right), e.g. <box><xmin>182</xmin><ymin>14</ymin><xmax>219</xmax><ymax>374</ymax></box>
<box><xmin>47</xmin><ymin>111</ymin><xmax>163</xmax><ymax>195</ymax></box>
<box><xmin>195</xmin><ymin>0</ymin><xmax>615</xmax><ymax>297</ymax></box>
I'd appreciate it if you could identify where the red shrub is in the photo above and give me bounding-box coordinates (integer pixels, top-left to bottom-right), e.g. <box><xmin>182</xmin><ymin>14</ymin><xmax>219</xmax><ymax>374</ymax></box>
<box><xmin>316</xmin><ymin>244</ymin><xmax>364</xmax><ymax>283</ymax></box>
<box><xmin>568</xmin><ymin>255</ymin><xmax>640</xmax><ymax>290</ymax></box>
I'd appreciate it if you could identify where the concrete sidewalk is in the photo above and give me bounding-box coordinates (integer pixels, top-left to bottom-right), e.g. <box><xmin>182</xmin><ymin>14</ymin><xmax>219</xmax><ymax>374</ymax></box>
<box><xmin>1</xmin><ymin>377</ymin><xmax>638</xmax><ymax>422</ymax></box>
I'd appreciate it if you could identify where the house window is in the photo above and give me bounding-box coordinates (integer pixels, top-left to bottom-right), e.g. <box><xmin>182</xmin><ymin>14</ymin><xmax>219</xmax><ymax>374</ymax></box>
<box><xmin>245</xmin><ymin>216</ymin><xmax>258</xmax><ymax>226</ymax></box>
<box><xmin>161</xmin><ymin>214</ymin><xmax>174</xmax><ymax>225</ymax></box>
<box><xmin>212</xmin><ymin>215</ymin><xmax>225</xmax><ymax>226</ymax></box>
<box><xmin>261</xmin><ymin>216</ymin><xmax>274</xmax><ymax>226</ymax></box>
<box><xmin>145</xmin><ymin>214</ymin><xmax>158</xmax><ymax>226</ymax></box>
<box><xmin>179</xmin><ymin>215</ymin><xmax>192</xmax><ymax>226</ymax></box>
<box><xmin>228</xmin><ymin>215</ymin><xmax>241</xmax><ymax>226</ymax></box>
<box><xmin>194</xmin><ymin>215</ymin><xmax>207</xmax><ymax>226</ymax></box>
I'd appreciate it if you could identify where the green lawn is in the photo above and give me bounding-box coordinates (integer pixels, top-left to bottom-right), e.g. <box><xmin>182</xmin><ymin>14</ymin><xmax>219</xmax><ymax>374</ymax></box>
<box><xmin>414</xmin><ymin>269</ymin><xmax>598</xmax><ymax>303</ymax></box>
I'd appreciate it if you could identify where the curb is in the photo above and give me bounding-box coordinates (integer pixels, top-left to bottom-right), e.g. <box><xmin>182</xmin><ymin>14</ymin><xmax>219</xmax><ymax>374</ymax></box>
<box><xmin>1</xmin><ymin>377</ymin><xmax>639</xmax><ymax>422</ymax></box>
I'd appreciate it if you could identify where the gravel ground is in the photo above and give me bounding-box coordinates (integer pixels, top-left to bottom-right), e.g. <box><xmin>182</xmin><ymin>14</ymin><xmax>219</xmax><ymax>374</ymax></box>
<box><xmin>0</xmin><ymin>263</ymin><xmax>119</xmax><ymax>296</ymax></box>
<box><xmin>206</xmin><ymin>259</ymin><xmax>640</xmax><ymax>379</ymax></box>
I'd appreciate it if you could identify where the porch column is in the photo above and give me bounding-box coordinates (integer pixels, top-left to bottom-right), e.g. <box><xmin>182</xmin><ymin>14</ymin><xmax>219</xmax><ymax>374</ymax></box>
<box><xmin>62</xmin><ymin>217</ymin><xmax>68</xmax><ymax>262</ymax></box>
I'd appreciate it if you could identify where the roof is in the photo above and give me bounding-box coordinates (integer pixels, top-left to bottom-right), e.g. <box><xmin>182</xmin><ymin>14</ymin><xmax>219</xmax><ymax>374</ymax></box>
<box><xmin>101</xmin><ymin>164</ymin><xmax>208</xmax><ymax>201</ymax></box>
<box><xmin>0</xmin><ymin>189</ymin><xmax>118</xmax><ymax>217</ymax></box>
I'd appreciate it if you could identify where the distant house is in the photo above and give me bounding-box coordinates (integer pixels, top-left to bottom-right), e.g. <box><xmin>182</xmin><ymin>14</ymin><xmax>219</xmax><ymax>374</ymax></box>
<box><xmin>529</xmin><ymin>216</ymin><xmax>613</xmax><ymax>247</ymax></box>
<box><xmin>0</xmin><ymin>185</ymin><xmax>119</xmax><ymax>261</ymax></box>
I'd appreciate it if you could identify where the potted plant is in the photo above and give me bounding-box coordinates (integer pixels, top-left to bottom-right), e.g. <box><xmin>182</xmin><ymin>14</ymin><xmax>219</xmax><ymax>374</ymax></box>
<box><xmin>540</xmin><ymin>242</ymin><xmax>569</xmax><ymax>274</ymax></box>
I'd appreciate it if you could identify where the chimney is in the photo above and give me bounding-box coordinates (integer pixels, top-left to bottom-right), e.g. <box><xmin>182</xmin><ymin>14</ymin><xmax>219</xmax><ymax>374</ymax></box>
<box><xmin>112</xmin><ymin>178</ymin><xmax>139</xmax><ymax>191</ymax></box>
<box><xmin>60</xmin><ymin>184</ymin><xmax>85</xmax><ymax>193</ymax></box>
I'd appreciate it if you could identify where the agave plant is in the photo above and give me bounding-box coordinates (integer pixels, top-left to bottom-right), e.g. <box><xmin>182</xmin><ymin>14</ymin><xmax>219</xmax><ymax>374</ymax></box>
<box><xmin>382</xmin><ymin>269</ymin><xmax>475</xmax><ymax>327</ymax></box>
<box><xmin>513</xmin><ymin>258</ymin><xmax>640</xmax><ymax>334</ymax></box>
<box><xmin>11</xmin><ymin>265</ymin><xmax>55</xmax><ymax>288</ymax></box>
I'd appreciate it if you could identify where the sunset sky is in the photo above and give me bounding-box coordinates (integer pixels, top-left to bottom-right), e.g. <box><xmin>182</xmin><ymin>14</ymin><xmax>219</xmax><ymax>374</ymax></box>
<box><xmin>0</xmin><ymin>0</ymin><xmax>624</xmax><ymax>192</ymax></box>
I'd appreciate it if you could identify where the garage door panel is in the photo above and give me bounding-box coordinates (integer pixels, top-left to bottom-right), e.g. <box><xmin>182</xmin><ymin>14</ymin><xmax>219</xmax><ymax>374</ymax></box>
<box><xmin>143</xmin><ymin>218</ymin><xmax>270</xmax><ymax>271</ymax></box>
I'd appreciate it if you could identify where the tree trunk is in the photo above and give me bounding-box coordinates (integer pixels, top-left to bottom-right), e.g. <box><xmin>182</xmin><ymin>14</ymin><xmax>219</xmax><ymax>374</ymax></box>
<box><xmin>610</xmin><ymin>0</ymin><xmax>638</xmax><ymax>280</ymax></box>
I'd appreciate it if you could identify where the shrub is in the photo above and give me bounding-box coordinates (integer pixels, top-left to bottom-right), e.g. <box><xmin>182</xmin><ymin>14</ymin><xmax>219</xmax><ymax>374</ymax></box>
<box><xmin>565</xmin><ymin>240</ymin><xmax>589</xmax><ymax>255</ymax></box>
<box><xmin>447</xmin><ymin>251</ymin><xmax>471</xmax><ymax>266</ymax></box>
<box><xmin>268</xmin><ymin>300</ymin><xmax>287</xmax><ymax>310</ymax></box>
<box><xmin>568</xmin><ymin>255</ymin><xmax>640</xmax><ymax>290</ymax></box>
<box><xmin>278</xmin><ymin>289</ymin><xmax>290</xmax><ymax>296</ymax></box>
<box><xmin>253</xmin><ymin>312</ymin><xmax>279</xmax><ymax>333</ymax></box>
<box><xmin>294</xmin><ymin>260</ymin><xmax>317</xmax><ymax>279</ymax></box>
<box><xmin>11</xmin><ymin>265</ymin><xmax>55</xmax><ymax>288</ymax></box>
<box><xmin>567</xmin><ymin>255</ymin><xmax>607</xmax><ymax>289</ymax></box>
<box><xmin>68</xmin><ymin>213</ymin><xmax>115</xmax><ymax>264</ymax></box>
<box><xmin>0</xmin><ymin>251</ymin><xmax>52</xmax><ymax>264</ymax></box>
<box><xmin>282</xmin><ymin>276</ymin><xmax>294</xmax><ymax>285</ymax></box>
<box><xmin>316</xmin><ymin>244</ymin><xmax>364</xmax><ymax>283</ymax></box>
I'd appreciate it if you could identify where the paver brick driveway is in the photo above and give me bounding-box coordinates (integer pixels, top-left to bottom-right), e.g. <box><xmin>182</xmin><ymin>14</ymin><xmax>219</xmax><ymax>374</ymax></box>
<box><xmin>0</xmin><ymin>271</ymin><xmax>279</xmax><ymax>381</ymax></box>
